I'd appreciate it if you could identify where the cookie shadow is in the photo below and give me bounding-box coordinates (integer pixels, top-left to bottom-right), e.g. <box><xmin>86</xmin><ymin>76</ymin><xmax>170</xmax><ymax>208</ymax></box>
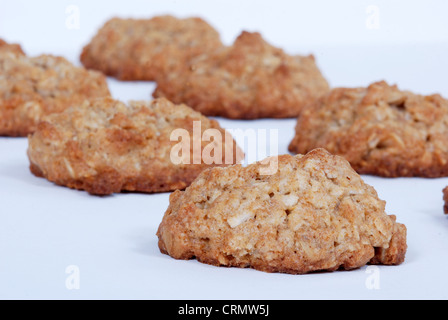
<box><xmin>130</xmin><ymin>226</ymin><xmax>167</xmax><ymax>259</ymax></box>
<box><xmin>0</xmin><ymin>161</ymin><xmax>52</xmax><ymax>188</ymax></box>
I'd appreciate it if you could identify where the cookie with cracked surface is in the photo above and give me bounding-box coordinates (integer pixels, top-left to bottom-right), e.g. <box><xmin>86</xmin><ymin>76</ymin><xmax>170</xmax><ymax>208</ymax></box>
<box><xmin>27</xmin><ymin>97</ymin><xmax>244</xmax><ymax>195</ymax></box>
<box><xmin>0</xmin><ymin>51</ymin><xmax>110</xmax><ymax>137</ymax></box>
<box><xmin>80</xmin><ymin>15</ymin><xmax>223</xmax><ymax>81</ymax></box>
<box><xmin>153</xmin><ymin>31</ymin><xmax>329</xmax><ymax>119</ymax></box>
<box><xmin>157</xmin><ymin>148</ymin><xmax>407</xmax><ymax>274</ymax></box>
<box><xmin>289</xmin><ymin>81</ymin><xmax>448</xmax><ymax>177</ymax></box>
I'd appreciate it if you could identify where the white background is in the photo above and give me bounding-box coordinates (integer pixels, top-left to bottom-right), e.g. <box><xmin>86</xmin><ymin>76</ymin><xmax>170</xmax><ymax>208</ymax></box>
<box><xmin>1</xmin><ymin>0</ymin><xmax>448</xmax><ymax>299</ymax></box>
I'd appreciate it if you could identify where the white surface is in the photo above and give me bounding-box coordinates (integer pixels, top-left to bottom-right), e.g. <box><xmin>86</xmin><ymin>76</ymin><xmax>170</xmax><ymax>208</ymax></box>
<box><xmin>2</xmin><ymin>0</ymin><xmax>448</xmax><ymax>51</ymax></box>
<box><xmin>1</xmin><ymin>1</ymin><xmax>448</xmax><ymax>300</ymax></box>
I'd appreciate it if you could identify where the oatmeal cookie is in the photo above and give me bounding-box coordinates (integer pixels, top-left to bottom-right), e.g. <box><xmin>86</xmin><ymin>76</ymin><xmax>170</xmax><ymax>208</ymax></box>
<box><xmin>289</xmin><ymin>81</ymin><xmax>448</xmax><ymax>177</ymax></box>
<box><xmin>27</xmin><ymin>97</ymin><xmax>244</xmax><ymax>195</ymax></box>
<box><xmin>153</xmin><ymin>31</ymin><xmax>329</xmax><ymax>119</ymax></box>
<box><xmin>157</xmin><ymin>149</ymin><xmax>407</xmax><ymax>274</ymax></box>
<box><xmin>80</xmin><ymin>15</ymin><xmax>223</xmax><ymax>81</ymax></box>
<box><xmin>0</xmin><ymin>39</ymin><xmax>24</xmax><ymax>56</ymax></box>
<box><xmin>0</xmin><ymin>52</ymin><xmax>110</xmax><ymax>136</ymax></box>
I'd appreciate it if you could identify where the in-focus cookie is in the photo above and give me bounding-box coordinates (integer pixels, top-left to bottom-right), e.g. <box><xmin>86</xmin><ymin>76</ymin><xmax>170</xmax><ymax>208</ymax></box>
<box><xmin>0</xmin><ymin>38</ymin><xmax>24</xmax><ymax>56</ymax></box>
<box><xmin>289</xmin><ymin>81</ymin><xmax>448</xmax><ymax>177</ymax></box>
<box><xmin>153</xmin><ymin>31</ymin><xmax>329</xmax><ymax>119</ymax></box>
<box><xmin>28</xmin><ymin>97</ymin><xmax>244</xmax><ymax>195</ymax></box>
<box><xmin>0</xmin><ymin>50</ymin><xmax>110</xmax><ymax>136</ymax></box>
<box><xmin>157</xmin><ymin>149</ymin><xmax>407</xmax><ymax>274</ymax></box>
<box><xmin>80</xmin><ymin>15</ymin><xmax>223</xmax><ymax>81</ymax></box>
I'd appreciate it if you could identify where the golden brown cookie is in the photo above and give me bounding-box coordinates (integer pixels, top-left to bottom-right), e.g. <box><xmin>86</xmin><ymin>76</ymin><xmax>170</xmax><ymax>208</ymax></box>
<box><xmin>289</xmin><ymin>81</ymin><xmax>448</xmax><ymax>177</ymax></box>
<box><xmin>157</xmin><ymin>149</ymin><xmax>407</xmax><ymax>274</ymax></box>
<box><xmin>27</xmin><ymin>97</ymin><xmax>244</xmax><ymax>195</ymax></box>
<box><xmin>0</xmin><ymin>38</ymin><xmax>25</xmax><ymax>56</ymax></box>
<box><xmin>153</xmin><ymin>31</ymin><xmax>329</xmax><ymax>119</ymax></box>
<box><xmin>80</xmin><ymin>15</ymin><xmax>223</xmax><ymax>81</ymax></box>
<box><xmin>0</xmin><ymin>50</ymin><xmax>110</xmax><ymax>137</ymax></box>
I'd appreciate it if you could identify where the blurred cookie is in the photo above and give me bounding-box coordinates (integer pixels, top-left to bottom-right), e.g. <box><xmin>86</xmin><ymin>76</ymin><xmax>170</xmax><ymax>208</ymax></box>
<box><xmin>0</xmin><ymin>38</ymin><xmax>24</xmax><ymax>56</ymax></box>
<box><xmin>443</xmin><ymin>187</ymin><xmax>448</xmax><ymax>214</ymax></box>
<box><xmin>80</xmin><ymin>15</ymin><xmax>223</xmax><ymax>81</ymax></box>
<box><xmin>157</xmin><ymin>149</ymin><xmax>407</xmax><ymax>274</ymax></box>
<box><xmin>0</xmin><ymin>51</ymin><xmax>110</xmax><ymax>136</ymax></box>
<box><xmin>28</xmin><ymin>97</ymin><xmax>243</xmax><ymax>195</ymax></box>
<box><xmin>153</xmin><ymin>31</ymin><xmax>329</xmax><ymax>119</ymax></box>
<box><xmin>289</xmin><ymin>81</ymin><xmax>448</xmax><ymax>177</ymax></box>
